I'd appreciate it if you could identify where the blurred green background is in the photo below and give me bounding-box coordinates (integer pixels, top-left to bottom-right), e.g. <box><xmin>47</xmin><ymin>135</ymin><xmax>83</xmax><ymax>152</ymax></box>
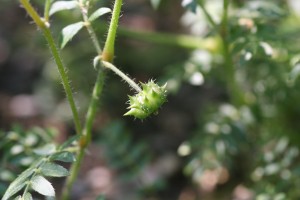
<box><xmin>1</xmin><ymin>0</ymin><xmax>300</xmax><ymax>199</ymax></box>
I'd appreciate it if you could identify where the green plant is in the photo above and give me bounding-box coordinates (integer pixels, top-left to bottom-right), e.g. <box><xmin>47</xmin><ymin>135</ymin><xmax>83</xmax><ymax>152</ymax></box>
<box><xmin>0</xmin><ymin>126</ymin><xmax>55</xmax><ymax>195</ymax></box>
<box><xmin>2</xmin><ymin>135</ymin><xmax>78</xmax><ymax>200</ymax></box>
<box><xmin>2</xmin><ymin>0</ymin><xmax>167</xmax><ymax>199</ymax></box>
<box><xmin>3</xmin><ymin>0</ymin><xmax>300</xmax><ymax>199</ymax></box>
<box><xmin>176</xmin><ymin>0</ymin><xmax>300</xmax><ymax>199</ymax></box>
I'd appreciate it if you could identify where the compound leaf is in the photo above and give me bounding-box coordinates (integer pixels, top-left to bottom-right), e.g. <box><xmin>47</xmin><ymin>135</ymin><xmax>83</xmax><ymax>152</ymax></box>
<box><xmin>2</xmin><ymin>168</ymin><xmax>34</xmax><ymax>200</ymax></box>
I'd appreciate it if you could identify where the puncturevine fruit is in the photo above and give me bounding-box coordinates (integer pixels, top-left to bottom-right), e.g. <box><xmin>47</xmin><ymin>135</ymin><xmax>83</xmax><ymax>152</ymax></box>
<box><xmin>124</xmin><ymin>80</ymin><xmax>167</xmax><ymax>119</ymax></box>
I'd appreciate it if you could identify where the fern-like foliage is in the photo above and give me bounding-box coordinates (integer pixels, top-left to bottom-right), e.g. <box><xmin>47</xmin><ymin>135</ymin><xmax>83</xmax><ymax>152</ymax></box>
<box><xmin>182</xmin><ymin>104</ymin><xmax>252</xmax><ymax>189</ymax></box>
<box><xmin>251</xmin><ymin>137</ymin><xmax>300</xmax><ymax>199</ymax></box>
<box><xmin>185</xmin><ymin>104</ymin><xmax>250</xmax><ymax>170</ymax></box>
<box><xmin>99</xmin><ymin>121</ymin><xmax>151</xmax><ymax>179</ymax></box>
<box><xmin>0</xmin><ymin>126</ymin><xmax>55</xmax><ymax>196</ymax></box>
<box><xmin>183</xmin><ymin>103</ymin><xmax>300</xmax><ymax>198</ymax></box>
<box><xmin>1</xmin><ymin>127</ymin><xmax>78</xmax><ymax>200</ymax></box>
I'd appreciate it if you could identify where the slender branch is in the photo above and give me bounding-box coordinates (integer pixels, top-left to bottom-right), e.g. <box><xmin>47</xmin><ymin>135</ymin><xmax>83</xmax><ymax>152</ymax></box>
<box><xmin>220</xmin><ymin>0</ymin><xmax>244</xmax><ymax>106</ymax></box>
<box><xmin>85</xmin><ymin>21</ymin><xmax>220</xmax><ymax>51</ymax></box>
<box><xmin>20</xmin><ymin>0</ymin><xmax>46</xmax><ymax>28</ymax></box>
<box><xmin>102</xmin><ymin>61</ymin><xmax>142</xmax><ymax>92</ymax></box>
<box><xmin>196</xmin><ymin>0</ymin><xmax>243</xmax><ymax>105</ymax></box>
<box><xmin>85</xmin><ymin>22</ymin><xmax>102</xmax><ymax>54</ymax></box>
<box><xmin>82</xmin><ymin>70</ymin><xmax>106</xmax><ymax>142</ymax></box>
<box><xmin>118</xmin><ymin>27</ymin><xmax>220</xmax><ymax>52</ymax></box>
<box><xmin>62</xmin><ymin>67</ymin><xmax>106</xmax><ymax>200</ymax></box>
<box><xmin>43</xmin><ymin>29</ymin><xmax>83</xmax><ymax>133</ymax></box>
<box><xmin>221</xmin><ymin>0</ymin><xmax>230</xmax><ymax>37</ymax></box>
<box><xmin>78</xmin><ymin>0</ymin><xmax>102</xmax><ymax>54</ymax></box>
<box><xmin>197</xmin><ymin>0</ymin><xmax>218</xmax><ymax>31</ymax></box>
<box><xmin>20</xmin><ymin>0</ymin><xmax>82</xmax><ymax>135</ymax></box>
<box><xmin>102</xmin><ymin>0</ymin><xmax>123</xmax><ymax>62</ymax></box>
<box><xmin>62</xmin><ymin>0</ymin><xmax>117</xmax><ymax>198</ymax></box>
<box><xmin>44</xmin><ymin>0</ymin><xmax>52</xmax><ymax>22</ymax></box>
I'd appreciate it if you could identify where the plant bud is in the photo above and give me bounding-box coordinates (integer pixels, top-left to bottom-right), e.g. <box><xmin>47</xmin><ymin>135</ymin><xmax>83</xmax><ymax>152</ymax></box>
<box><xmin>124</xmin><ymin>80</ymin><xmax>167</xmax><ymax>119</ymax></box>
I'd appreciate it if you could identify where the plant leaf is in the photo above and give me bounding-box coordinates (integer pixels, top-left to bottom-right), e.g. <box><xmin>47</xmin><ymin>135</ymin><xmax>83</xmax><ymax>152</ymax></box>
<box><xmin>51</xmin><ymin>151</ymin><xmax>76</xmax><ymax>162</ymax></box>
<box><xmin>150</xmin><ymin>0</ymin><xmax>161</xmax><ymax>10</ymax></box>
<box><xmin>49</xmin><ymin>1</ymin><xmax>78</xmax><ymax>16</ymax></box>
<box><xmin>23</xmin><ymin>193</ymin><xmax>33</xmax><ymax>200</ymax></box>
<box><xmin>31</xmin><ymin>176</ymin><xmax>55</xmax><ymax>197</ymax></box>
<box><xmin>2</xmin><ymin>183</ymin><xmax>25</xmax><ymax>200</ymax></box>
<box><xmin>40</xmin><ymin>162</ymin><xmax>69</xmax><ymax>177</ymax></box>
<box><xmin>33</xmin><ymin>144</ymin><xmax>56</xmax><ymax>156</ymax></box>
<box><xmin>89</xmin><ymin>7</ymin><xmax>111</xmax><ymax>22</ymax></box>
<box><xmin>2</xmin><ymin>167</ymin><xmax>34</xmax><ymax>200</ymax></box>
<box><xmin>60</xmin><ymin>22</ymin><xmax>84</xmax><ymax>49</ymax></box>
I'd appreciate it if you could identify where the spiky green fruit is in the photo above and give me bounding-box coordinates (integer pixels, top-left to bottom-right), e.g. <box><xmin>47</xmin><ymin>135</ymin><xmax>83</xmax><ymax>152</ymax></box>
<box><xmin>124</xmin><ymin>80</ymin><xmax>167</xmax><ymax>119</ymax></box>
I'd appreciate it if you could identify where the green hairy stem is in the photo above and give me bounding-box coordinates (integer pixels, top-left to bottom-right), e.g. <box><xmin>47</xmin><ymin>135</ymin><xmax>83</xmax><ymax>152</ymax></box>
<box><xmin>19</xmin><ymin>0</ymin><xmax>82</xmax><ymax>136</ymax></box>
<box><xmin>102</xmin><ymin>0</ymin><xmax>123</xmax><ymax>62</ymax></box>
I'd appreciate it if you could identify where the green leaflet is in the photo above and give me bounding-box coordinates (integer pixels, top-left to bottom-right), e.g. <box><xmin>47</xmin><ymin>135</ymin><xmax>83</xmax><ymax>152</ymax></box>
<box><xmin>60</xmin><ymin>22</ymin><xmax>84</xmax><ymax>49</ymax></box>
<box><xmin>49</xmin><ymin>1</ymin><xmax>78</xmax><ymax>16</ymax></box>
<box><xmin>51</xmin><ymin>151</ymin><xmax>76</xmax><ymax>162</ymax></box>
<box><xmin>33</xmin><ymin>143</ymin><xmax>56</xmax><ymax>156</ymax></box>
<box><xmin>1</xmin><ymin>164</ymin><xmax>38</xmax><ymax>200</ymax></box>
<box><xmin>40</xmin><ymin>162</ymin><xmax>69</xmax><ymax>177</ymax></box>
<box><xmin>31</xmin><ymin>175</ymin><xmax>55</xmax><ymax>197</ymax></box>
<box><xmin>89</xmin><ymin>7</ymin><xmax>111</xmax><ymax>22</ymax></box>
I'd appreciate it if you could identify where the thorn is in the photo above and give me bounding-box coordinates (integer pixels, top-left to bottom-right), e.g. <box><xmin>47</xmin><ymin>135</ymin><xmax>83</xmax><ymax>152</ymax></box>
<box><xmin>128</xmin><ymin>95</ymin><xmax>135</xmax><ymax>103</ymax></box>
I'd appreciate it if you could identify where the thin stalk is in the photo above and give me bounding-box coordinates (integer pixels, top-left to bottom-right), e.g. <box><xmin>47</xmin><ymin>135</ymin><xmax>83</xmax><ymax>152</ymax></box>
<box><xmin>197</xmin><ymin>0</ymin><xmax>218</xmax><ymax>31</ymax></box>
<box><xmin>61</xmin><ymin>0</ymin><xmax>111</xmax><ymax>198</ymax></box>
<box><xmin>102</xmin><ymin>0</ymin><xmax>123</xmax><ymax>62</ymax></box>
<box><xmin>102</xmin><ymin>61</ymin><xmax>142</xmax><ymax>92</ymax></box>
<box><xmin>196</xmin><ymin>0</ymin><xmax>243</xmax><ymax>105</ymax></box>
<box><xmin>82</xmin><ymin>69</ymin><xmax>106</xmax><ymax>143</ymax></box>
<box><xmin>118</xmin><ymin>27</ymin><xmax>220</xmax><ymax>52</ymax></box>
<box><xmin>221</xmin><ymin>0</ymin><xmax>229</xmax><ymax>34</ymax></box>
<box><xmin>20</xmin><ymin>0</ymin><xmax>82</xmax><ymax>135</ymax></box>
<box><xmin>85</xmin><ymin>22</ymin><xmax>102</xmax><ymax>54</ymax></box>
<box><xmin>78</xmin><ymin>0</ymin><xmax>102</xmax><ymax>54</ymax></box>
<box><xmin>220</xmin><ymin>0</ymin><xmax>244</xmax><ymax>106</ymax></box>
<box><xmin>93</xmin><ymin>22</ymin><xmax>220</xmax><ymax>51</ymax></box>
<box><xmin>62</xmin><ymin>67</ymin><xmax>106</xmax><ymax>199</ymax></box>
<box><xmin>44</xmin><ymin>0</ymin><xmax>52</xmax><ymax>22</ymax></box>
